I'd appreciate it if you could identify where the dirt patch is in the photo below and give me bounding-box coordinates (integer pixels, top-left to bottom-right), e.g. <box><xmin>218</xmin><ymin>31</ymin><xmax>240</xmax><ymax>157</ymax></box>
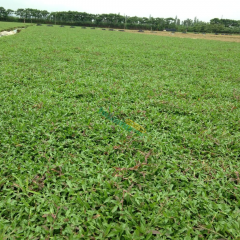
<box><xmin>0</xmin><ymin>27</ymin><xmax>25</xmax><ymax>37</ymax></box>
<box><xmin>0</xmin><ymin>29</ymin><xmax>17</xmax><ymax>37</ymax></box>
<box><xmin>119</xmin><ymin>29</ymin><xmax>240</xmax><ymax>43</ymax></box>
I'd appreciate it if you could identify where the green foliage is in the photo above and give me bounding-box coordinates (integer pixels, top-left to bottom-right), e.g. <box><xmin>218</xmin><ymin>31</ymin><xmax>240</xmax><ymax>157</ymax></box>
<box><xmin>1</xmin><ymin>5</ymin><xmax>240</xmax><ymax>33</ymax></box>
<box><xmin>0</xmin><ymin>24</ymin><xmax>240</xmax><ymax>239</ymax></box>
<box><xmin>0</xmin><ymin>7</ymin><xmax>7</xmax><ymax>20</ymax></box>
<box><xmin>210</xmin><ymin>18</ymin><xmax>240</xmax><ymax>27</ymax></box>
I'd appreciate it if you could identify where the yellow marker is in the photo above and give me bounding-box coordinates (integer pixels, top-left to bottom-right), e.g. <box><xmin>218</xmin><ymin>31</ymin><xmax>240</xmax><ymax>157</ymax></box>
<box><xmin>125</xmin><ymin>119</ymin><xmax>146</xmax><ymax>134</ymax></box>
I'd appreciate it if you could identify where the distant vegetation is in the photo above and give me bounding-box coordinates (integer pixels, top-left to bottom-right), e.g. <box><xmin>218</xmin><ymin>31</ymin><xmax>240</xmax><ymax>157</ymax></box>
<box><xmin>0</xmin><ymin>6</ymin><xmax>240</xmax><ymax>33</ymax></box>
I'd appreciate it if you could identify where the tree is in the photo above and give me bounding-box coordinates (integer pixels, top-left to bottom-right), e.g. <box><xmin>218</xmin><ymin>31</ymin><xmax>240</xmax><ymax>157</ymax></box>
<box><xmin>165</xmin><ymin>18</ymin><xmax>175</xmax><ymax>28</ymax></box>
<box><xmin>210</xmin><ymin>23</ymin><xmax>225</xmax><ymax>33</ymax></box>
<box><xmin>0</xmin><ymin>7</ymin><xmax>7</xmax><ymax>20</ymax></box>
<box><xmin>210</xmin><ymin>18</ymin><xmax>220</xmax><ymax>25</ymax></box>
<box><xmin>154</xmin><ymin>18</ymin><xmax>165</xmax><ymax>30</ymax></box>
<box><xmin>116</xmin><ymin>14</ymin><xmax>125</xmax><ymax>24</ymax></box>
<box><xmin>41</xmin><ymin>10</ymin><xmax>49</xmax><ymax>20</ymax></box>
<box><xmin>95</xmin><ymin>14</ymin><xmax>104</xmax><ymax>25</ymax></box>
<box><xmin>182</xmin><ymin>18</ymin><xmax>193</xmax><ymax>27</ymax></box>
<box><xmin>194</xmin><ymin>17</ymin><xmax>199</xmax><ymax>25</ymax></box>
<box><xmin>6</xmin><ymin>9</ymin><xmax>14</xmax><ymax>16</ymax></box>
<box><xmin>127</xmin><ymin>16</ymin><xmax>140</xmax><ymax>24</ymax></box>
<box><xmin>24</xmin><ymin>8</ymin><xmax>36</xmax><ymax>22</ymax></box>
<box><xmin>15</xmin><ymin>8</ymin><xmax>25</xmax><ymax>19</ymax></box>
<box><xmin>139</xmin><ymin>17</ymin><xmax>149</xmax><ymax>25</ymax></box>
<box><xmin>174</xmin><ymin>16</ymin><xmax>178</xmax><ymax>24</ymax></box>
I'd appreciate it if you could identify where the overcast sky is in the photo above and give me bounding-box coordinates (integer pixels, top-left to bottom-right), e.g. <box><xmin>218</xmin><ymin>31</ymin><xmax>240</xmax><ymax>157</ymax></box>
<box><xmin>1</xmin><ymin>0</ymin><xmax>240</xmax><ymax>22</ymax></box>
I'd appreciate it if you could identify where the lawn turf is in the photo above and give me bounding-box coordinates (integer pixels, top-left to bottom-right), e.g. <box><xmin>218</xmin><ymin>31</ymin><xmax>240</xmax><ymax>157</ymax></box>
<box><xmin>0</xmin><ymin>21</ymin><xmax>32</xmax><ymax>32</ymax></box>
<box><xmin>0</xmin><ymin>24</ymin><xmax>240</xmax><ymax>239</ymax></box>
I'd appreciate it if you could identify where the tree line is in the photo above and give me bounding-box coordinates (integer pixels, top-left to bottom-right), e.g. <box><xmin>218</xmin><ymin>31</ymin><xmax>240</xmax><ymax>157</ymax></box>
<box><xmin>0</xmin><ymin>6</ymin><xmax>240</xmax><ymax>33</ymax></box>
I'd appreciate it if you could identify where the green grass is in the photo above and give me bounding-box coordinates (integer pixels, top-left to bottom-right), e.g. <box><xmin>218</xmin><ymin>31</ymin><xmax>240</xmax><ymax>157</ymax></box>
<box><xmin>0</xmin><ymin>24</ymin><xmax>240</xmax><ymax>239</ymax></box>
<box><xmin>0</xmin><ymin>21</ymin><xmax>32</xmax><ymax>31</ymax></box>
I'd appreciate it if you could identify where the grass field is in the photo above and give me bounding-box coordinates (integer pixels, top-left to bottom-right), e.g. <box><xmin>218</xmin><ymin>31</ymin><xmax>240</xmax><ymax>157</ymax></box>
<box><xmin>0</xmin><ymin>21</ymin><xmax>32</xmax><ymax>32</ymax></box>
<box><xmin>127</xmin><ymin>30</ymin><xmax>240</xmax><ymax>43</ymax></box>
<box><xmin>0</xmin><ymin>23</ymin><xmax>240</xmax><ymax>239</ymax></box>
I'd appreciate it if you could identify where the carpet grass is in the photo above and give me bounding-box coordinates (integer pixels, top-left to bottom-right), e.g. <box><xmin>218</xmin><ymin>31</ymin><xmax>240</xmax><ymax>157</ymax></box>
<box><xmin>0</xmin><ymin>24</ymin><xmax>240</xmax><ymax>239</ymax></box>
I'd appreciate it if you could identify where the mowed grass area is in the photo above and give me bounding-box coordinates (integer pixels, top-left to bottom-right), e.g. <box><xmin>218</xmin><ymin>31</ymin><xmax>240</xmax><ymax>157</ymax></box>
<box><xmin>0</xmin><ymin>21</ymin><xmax>32</xmax><ymax>31</ymax></box>
<box><xmin>0</xmin><ymin>24</ymin><xmax>240</xmax><ymax>239</ymax></box>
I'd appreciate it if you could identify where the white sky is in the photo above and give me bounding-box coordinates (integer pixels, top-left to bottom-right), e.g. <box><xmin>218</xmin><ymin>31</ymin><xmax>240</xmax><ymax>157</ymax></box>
<box><xmin>1</xmin><ymin>0</ymin><xmax>240</xmax><ymax>22</ymax></box>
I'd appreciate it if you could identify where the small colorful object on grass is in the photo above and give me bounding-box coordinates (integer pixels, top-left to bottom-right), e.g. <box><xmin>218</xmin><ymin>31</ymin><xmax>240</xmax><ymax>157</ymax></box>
<box><xmin>99</xmin><ymin>107</ymin><xmax>145</xmax><ymax>136</ymax></box>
